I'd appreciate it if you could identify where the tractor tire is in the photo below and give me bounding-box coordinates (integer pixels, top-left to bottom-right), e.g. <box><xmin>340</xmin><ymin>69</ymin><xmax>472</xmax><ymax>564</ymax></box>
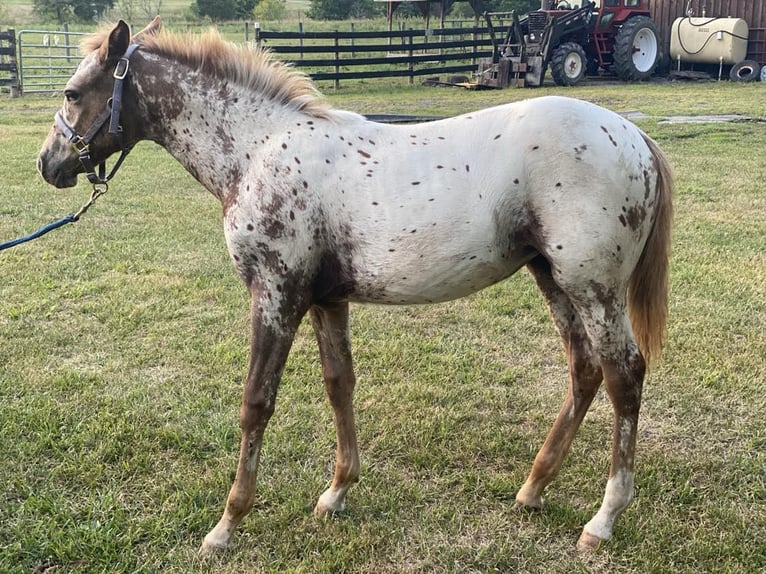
<box><xmin>613</xmin><ymin>16</ymin><xmax>660</xmax><ymax>81</ymax></box>
<box><xmin>551</xmin><ymin>42</ymin><xmax>587</xmax><ymax>86</ymax></box>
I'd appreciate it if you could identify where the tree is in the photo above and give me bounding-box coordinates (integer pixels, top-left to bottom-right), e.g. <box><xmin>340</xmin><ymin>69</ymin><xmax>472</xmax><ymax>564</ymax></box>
<box><xmin>115</xmin><ymin>0</ymin><xmax>137</xmax><ymax>21</ymax></box>
<box><xmin>193</xmin><ymin>0</ymin><xmax>234</xmax><ymax>20</ymax></box>
<box><xmin>307</xmin><ymin>0</ymin><xmax>351</xmax><ymax>20</ymax></box>
<box><xmin>485</xmin><ymin>0</ymin><xmax>540</xmax><ymax>13</ymax></box>
<box><xmin>451</xmin><ymin>0</ymin><xmax>539</xmax><ymax>18</ymax></box>
<box><xmin>192</xmin><ymin>0</ymin><xmax>255</xmax><ymax>20</ymax></box>
<box><xmin>34</xmin><ymin>0</ymin><xmax>115</xmax><ymax>23</ymax></box>
<box><xmin>254</xmin><ymin>0</ymin><xmax>286</xmax><ymax>21</ymax></box>
<box><xmin>307</xmin><ymin>0</ymin><xmax>381</xmax><ymax>20</ymax></box>
<box><xmin>236</xmin><ymin>0</ymin><xmax>257</xmax><ymax>18</ymax></box>
<box><xmin>138</xmin><ymin>0</ymin><xmax>163</xmax><ymax>19</ymax></box>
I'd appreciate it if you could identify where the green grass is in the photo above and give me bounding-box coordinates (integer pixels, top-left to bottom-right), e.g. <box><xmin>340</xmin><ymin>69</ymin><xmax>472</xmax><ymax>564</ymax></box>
<box><xmin>1</xmin><ymin>80</ymin><xmax>765</xmax><ymax>573</ymax></box>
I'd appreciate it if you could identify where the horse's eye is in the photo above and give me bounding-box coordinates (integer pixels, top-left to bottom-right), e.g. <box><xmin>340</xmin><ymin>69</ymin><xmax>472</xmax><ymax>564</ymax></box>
<box><xmin>64</xmin><ymin>90</ymin><xmax>80</xmax><ymax>103</ymax></box>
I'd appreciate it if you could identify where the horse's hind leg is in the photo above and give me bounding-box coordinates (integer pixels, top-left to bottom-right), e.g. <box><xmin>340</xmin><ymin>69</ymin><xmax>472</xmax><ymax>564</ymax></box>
<box><xmin>515</xmin><ymin>256</ymin><xmax>603</xmax><ymax>509</ymax></box>
<box><xmin>549</xmin><ymin>266</ymin><xmax>645</xmax><ymax>550</ymax></box>
<box><xmin>575</xmin><ymin>317</ymin><xmax>645</xmax><ymax>551</ymax></box>
<box><xmin>309</xmin><ymin>302</ymin><xmax>360</xmax><ymax>516</ymax></box>
<box><xmin>518</xmin><ymin>255</ymin><xmax>645</xmax><ymax>549</ymax></box>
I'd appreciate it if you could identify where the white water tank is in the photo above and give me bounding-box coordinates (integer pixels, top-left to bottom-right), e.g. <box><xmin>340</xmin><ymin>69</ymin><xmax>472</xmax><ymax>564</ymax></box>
<box><xmin>670</xmin><ymin>17</ymin><xmax>749</xmax><ymax>64</ymax></box>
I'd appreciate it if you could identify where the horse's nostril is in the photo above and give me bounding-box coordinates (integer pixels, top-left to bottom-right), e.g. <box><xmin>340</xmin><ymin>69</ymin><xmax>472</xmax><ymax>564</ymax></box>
<box><xmin>36</xmin><ymin>155</ymin><xmax>44</xmax><ymax>175</ymax></box>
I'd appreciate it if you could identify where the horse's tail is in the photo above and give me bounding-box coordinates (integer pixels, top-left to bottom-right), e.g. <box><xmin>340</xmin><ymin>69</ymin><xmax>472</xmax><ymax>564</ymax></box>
<box><xmin>628</xmin><ymin>135</ymin><xmax>674</xmax><ymax>365</ymax></box>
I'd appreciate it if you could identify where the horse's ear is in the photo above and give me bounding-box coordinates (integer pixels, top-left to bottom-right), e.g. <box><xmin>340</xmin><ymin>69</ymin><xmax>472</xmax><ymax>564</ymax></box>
<box><xmin>133</xmin><ymin>16</ymin><xmax>162</xmax><ymax>43</ymax></box>
<box><xmin>100</xmin><ymin>20</ymin><xmax>131</xmax><ymax>66</ymax></box>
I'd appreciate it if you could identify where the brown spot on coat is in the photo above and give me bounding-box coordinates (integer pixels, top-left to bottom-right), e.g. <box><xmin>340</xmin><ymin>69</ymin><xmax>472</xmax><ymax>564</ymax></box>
<box><xmin>263</xmin><ymin>218</ymin><xmax>285</xmax><ymax>239</ymax></box>
<box><xmin>588</xmin><ymin>280</ymin><xmax>620</xmax><ymax>323</ymax></box>
<box><xmin>625</xmin><ymin>204</ymin><xmax>647</xmax><ymax>232</ymax></box>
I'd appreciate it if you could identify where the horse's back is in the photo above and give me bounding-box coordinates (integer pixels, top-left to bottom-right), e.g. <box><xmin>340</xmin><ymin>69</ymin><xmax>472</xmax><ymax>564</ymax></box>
<box><xmin>331</xmin><ymin>96</ymin><xmax>661</xmax><ymax>305</ymax></box>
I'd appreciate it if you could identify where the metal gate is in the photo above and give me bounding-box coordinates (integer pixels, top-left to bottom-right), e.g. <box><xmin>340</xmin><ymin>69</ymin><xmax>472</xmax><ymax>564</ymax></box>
<box><xmin>17</xmin><ymin>29</ymin><xmax>86</xmax><ymax>95</ymax></box>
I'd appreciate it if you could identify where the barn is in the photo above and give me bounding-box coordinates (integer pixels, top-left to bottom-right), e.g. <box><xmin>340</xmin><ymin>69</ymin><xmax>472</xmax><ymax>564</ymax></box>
<box><xmin>651</xmin><ymin>1</ymin><xmax>766</xmax><ymax>66</ymax></box>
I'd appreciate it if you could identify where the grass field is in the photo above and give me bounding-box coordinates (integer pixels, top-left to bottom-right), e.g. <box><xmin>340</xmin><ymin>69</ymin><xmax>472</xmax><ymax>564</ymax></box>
<box><xmin>1</xmin><ymin>76</ymin><xmax>765</xmax><ymax>573</ymax></box>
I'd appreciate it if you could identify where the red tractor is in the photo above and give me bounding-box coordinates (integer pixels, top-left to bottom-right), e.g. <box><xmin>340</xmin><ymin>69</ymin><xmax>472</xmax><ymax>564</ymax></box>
<box><xmin>479</xmin><ymin>0</ymin><xmax>660</xmax><ymax>87</ymax></box>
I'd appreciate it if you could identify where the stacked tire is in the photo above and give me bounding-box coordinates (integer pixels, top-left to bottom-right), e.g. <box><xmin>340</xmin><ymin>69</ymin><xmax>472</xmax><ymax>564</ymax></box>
<box><xmin>729</xmin><ymin>60</ymin><xmax>761</xmax><ymax>82</ymax></box>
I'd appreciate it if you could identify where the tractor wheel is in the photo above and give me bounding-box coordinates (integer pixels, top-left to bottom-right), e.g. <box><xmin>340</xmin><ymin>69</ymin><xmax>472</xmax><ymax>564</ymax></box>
<box><xmin>613</xmin><ymin>16</ymin><xmax>659</xmax><ymax>81</ymax></box>
<box><xmin>551</xmin><ymin>42</ymin><xmax>587</xmax><ymax>86</ymax></box>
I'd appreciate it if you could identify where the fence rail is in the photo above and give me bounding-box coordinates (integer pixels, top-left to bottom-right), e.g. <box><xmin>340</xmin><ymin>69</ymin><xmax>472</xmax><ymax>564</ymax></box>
<box><xmin>6</xmin><ymin>24</ymin><xmax>498</xmax><ymax>95</ymax></box>
<box><xmin>255</xmin><ymin>25</ymin><xmax>496</xmax><ymax>87</ymax></box>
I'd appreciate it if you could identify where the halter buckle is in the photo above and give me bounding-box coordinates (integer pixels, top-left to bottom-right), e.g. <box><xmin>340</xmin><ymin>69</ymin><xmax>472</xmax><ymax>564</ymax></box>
<box><xmin>73</xmin><ymin>138</ymin><xmax>89</xmax><ymax>154</ymax></box>
<box><xmin>114</xmin><ymin>57</ymin><xmax>130</xmax><ymax>80</ymax></box>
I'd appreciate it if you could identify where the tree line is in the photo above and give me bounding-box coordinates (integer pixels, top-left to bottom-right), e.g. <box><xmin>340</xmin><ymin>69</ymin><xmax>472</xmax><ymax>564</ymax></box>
<box><xmin>30</xmin><ymin>0</ymin><xmax>541</xmax><ymax>24</ymax></box>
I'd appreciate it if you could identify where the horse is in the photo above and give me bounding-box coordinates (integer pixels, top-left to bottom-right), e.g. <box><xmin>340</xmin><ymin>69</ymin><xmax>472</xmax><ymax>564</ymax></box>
<box><xmin>37</xmin><ymin>18</ymin><xmax>673</xmax><ymax>553</ymax></box>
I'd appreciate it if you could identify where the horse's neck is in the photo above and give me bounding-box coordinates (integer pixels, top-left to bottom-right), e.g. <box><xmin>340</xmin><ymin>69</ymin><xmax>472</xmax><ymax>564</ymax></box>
<box><xmin>133</xmin><ymin>55</ymin><xmax>294</xmax><ymax>203</ymax></box>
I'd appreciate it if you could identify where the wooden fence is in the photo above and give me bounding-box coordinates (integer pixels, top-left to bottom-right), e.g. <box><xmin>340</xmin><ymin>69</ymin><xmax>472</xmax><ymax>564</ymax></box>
<box><xmin>0</xmin><ymin>29</ymin><xmax>19</xmax><ymax>97</ymax></box>
<box><xmin>254</xmin><ymin>25</ymin><xmax>495</xmax><ymax>87</ymax></box>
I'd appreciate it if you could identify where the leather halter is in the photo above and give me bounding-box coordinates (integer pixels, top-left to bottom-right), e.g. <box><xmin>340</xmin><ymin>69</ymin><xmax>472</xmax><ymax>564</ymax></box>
<box><xmin>54</xmin><ymin>43</ymin><xmax>140</xmax><ymax>186</ymax></box>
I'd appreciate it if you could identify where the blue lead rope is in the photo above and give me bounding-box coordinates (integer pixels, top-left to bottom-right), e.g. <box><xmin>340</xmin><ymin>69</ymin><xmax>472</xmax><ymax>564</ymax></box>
<box><xmin>0</xmin><ymin>214</ymin><xmax>78</xmax><ymax>251</ymax></box>
<box><xmin>0</xmin><ymin>184</ymin><xmax>108</xmax><ymax>252</ymax></box>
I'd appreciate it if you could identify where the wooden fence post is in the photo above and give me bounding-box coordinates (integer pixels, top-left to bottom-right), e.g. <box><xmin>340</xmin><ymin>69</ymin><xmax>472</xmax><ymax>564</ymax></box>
<box><xmin>0</xmin><ymin>28</ymin><xmax>19</xmax><ymax>97</ymax></box>
<box><xmin>408</xmin><ymin>32</ymin><xmax>414</xmax><ymax>85</ymax></box>
<box><xmin>334</xmin><ymin>30</ymin><xmax>340</xmax><ymax>89</ymax></box>
<box><xmin>299</xmin><ymin>22</ymin><xmax>304</xmax><ymax>60</ymax></box>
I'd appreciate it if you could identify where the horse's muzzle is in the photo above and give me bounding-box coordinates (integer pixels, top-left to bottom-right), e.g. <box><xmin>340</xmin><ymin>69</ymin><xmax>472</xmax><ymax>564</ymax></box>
<box><xmin>37</xmin><ymin>148</ymin><xmax>80</xmax><ymax>189</ymax></box>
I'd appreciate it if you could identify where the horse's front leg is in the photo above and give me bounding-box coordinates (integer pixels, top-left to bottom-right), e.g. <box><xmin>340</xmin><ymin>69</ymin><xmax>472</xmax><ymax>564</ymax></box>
<box><xmin>201</xmin><ymin>289</ymin><xmax>305</xmax><ymax>552</ymax></box>
<box><xmin>309</xmin><ymin>302</ymin><xmax>360</xmax><ymax>516</ymax></box>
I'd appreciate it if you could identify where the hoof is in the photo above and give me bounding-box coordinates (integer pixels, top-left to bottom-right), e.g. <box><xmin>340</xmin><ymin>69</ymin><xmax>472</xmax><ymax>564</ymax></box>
<box><xmin>200</xmin><ymin>533</ymin><xmax>234</xmax><ymax>555</ymax></box>
<box><xmin>514</xmin><ymin>489</ymin><xmax>544</xmax><ymax>510</ymax></box>
<box><xmin>576</xmin><ymin>530</ymin><xmax>604</xmax><ymax>552</ymax></box>
<box><xmin>314</xmin><ymin>499</ymin><xmax>345</xmax><ymax>518</ymax></box>
<box><xmin>314</xmin><ymin>489</ymin><xmax>346</xmax><ymax>517</ymax></box>
<box><xmin>513</xmin><ymin>498</ymin><xmax>544</xmax><ymax>512</ymax></box>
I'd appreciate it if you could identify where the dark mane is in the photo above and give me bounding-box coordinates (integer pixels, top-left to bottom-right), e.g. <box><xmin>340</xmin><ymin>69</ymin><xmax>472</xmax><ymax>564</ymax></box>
<box><xmin>81</xmin><ymin>26</ymin><xmax>334</xmax><ymax>119</ymax></box>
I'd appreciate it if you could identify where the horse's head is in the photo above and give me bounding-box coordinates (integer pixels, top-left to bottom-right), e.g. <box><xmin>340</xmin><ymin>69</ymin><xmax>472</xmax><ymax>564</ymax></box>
<box><xmin>37</xmin><ymin>18</ymin><xmax>161</xmax><ymax>188</ymax></box>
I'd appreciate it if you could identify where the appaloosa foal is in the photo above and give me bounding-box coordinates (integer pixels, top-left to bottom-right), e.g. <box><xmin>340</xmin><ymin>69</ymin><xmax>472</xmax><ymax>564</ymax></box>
<box><xmin>37</xmin><ymin>18</ymin><xmax>673</xmax><ymax>552</ymax></box>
